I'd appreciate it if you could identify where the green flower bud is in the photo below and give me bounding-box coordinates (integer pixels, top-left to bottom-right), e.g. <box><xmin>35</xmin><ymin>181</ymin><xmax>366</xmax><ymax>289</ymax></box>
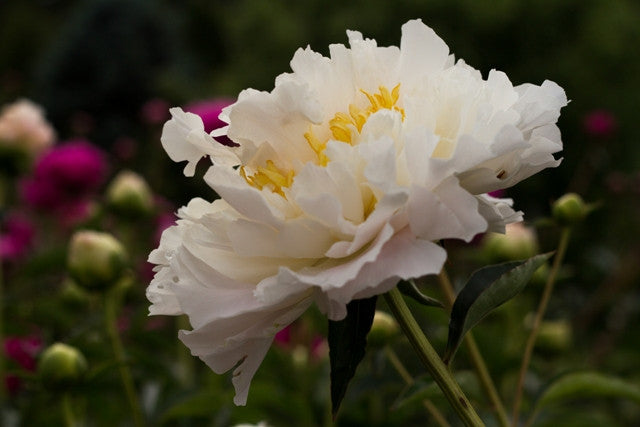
<box><xmin>552</xmin><ymin>193</ymin><xmax>587</xmax><ymax>226</ymax></box>
<box><xmin>368</xmin><ymin>311</ymin><xmax>399</xmax><ymax>348</ymax></box>
<box><xmin>483</xmin><ymin>222</ymin><xmax>539</xmax><ymax>262</ymax></box>
<box><xmin>106</xmin><ymin>170</ymin><xmax>154</xmax><ymax>217</ymax></box>
<box><xmin>67</xmin><ymin>230</ymin><xmax>128</xmax><ymax>291</ymax></box>
<box><xmin>38</xmin><ymin>343</ymin><xmax>88</xmax><ymax>390</ymax></box>
<box><xmin>536</xmin><ymin>320</ymin><xmax>572</xmax><ymax>352</ymax></box>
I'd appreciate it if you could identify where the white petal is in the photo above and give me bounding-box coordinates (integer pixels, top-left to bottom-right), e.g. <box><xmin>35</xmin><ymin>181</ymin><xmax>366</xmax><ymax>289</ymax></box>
<box><xmin>161</xmin><ymin>108</ymin><xmax>240</xmax><ymax>176</ymax></box>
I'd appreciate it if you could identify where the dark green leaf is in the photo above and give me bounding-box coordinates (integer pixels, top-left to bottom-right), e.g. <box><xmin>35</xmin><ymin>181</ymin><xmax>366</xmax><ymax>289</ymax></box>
<box><xmin>444</xmin><ymin>253</ymin><xmax>552</xmax><ymax>364</ymax></box>
<box><xmin>328</xmin><ymin>296</ymin><xmax>377</xmax><ymax>419</ymax></box>
<box><xmin>398</xmin><ymin>279</ymin><xmax>444</xmax><ymax>308</ymax></box>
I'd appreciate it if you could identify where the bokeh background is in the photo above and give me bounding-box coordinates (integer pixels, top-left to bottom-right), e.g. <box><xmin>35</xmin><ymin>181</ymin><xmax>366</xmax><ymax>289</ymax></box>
<box><xmin>1</xmin><ymin>0</ymin><xmax>639</xmax><ymax>425</ymax></box>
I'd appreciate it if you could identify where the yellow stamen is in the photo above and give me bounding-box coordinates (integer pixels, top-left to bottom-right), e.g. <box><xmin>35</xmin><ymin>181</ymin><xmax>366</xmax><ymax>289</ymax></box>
<box><xmin>242</xmin><ymin>84</ymin><xmax>404</xmax><ymax>197</ymax></box>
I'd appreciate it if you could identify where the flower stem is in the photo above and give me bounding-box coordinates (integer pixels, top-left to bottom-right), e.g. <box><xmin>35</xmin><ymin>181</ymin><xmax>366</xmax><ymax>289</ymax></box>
<box><xmin>104</xmin><ymin>289</ymin><xmax>144</xmax><ymax>427</ymax></box>
<box><xmin>62</xmin><ymin>393</ymin><xmax>76</xmax><ymax>427</ymax></box>
<box><xmin>384</xmin><ymin>346</ymin><xmax>451</xmax><ymax>427</ymax></box>
<box><xmin>437</xmin><ymin>271</ymin><xmax>510</xmax><ymax>427</ymax></box>
<box><xmin>511</xmin><ymin>227</ymin><xmax>571</xmax><ymax>426</ymax></box>
<box><xmin>384</xmin><ymin>287</ymin><xmax>484</xmax><ymax>426</ymax></box>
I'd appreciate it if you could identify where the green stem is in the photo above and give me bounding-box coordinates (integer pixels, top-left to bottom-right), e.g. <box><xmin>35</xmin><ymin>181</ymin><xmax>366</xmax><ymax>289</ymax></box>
<box><xmin>511</xmin><ymin>227</ymin><xmax>571</xmax><ymax>426</ymax></box>
<box><xmin>384</xmin><ymin>287</ymin><xmax>484</xmax><ymax>426</ymax></box>
<box><xmin>385</xmin><ymin>346</ymin><xmax>451</xmax><ymax>427</ymax></box>
<box><xmin>437</xmin><ymin>271</ymin><xmax>510</xmax><ymax>427</ymax></box>
<box><xmin>104</xmin><ymin>290</ymin><xmax>145</xmax><ymax>427</ymax></box>
<box><xmin>62</xmin><ymin>393</ymin><xmax>76</xmax><ymax>427</ymax></box>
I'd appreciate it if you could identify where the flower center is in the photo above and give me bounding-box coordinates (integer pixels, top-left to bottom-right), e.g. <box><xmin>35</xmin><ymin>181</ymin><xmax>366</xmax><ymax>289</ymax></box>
<box><xmin>241</xmin><ymin>84</ymin><xmax>404</xmax><ymax>196</ymax></box>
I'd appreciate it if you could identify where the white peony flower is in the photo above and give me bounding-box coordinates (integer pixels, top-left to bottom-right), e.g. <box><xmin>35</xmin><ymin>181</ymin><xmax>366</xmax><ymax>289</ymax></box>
<box><xmin>0</xmin><ymin>99</ymin><xmax>55</xmax><ymax>157</ymax></box>
<box><xmin>148</xmin><ymin>19</ymin><xmax>567</xmax><ymax>405</ymax></box>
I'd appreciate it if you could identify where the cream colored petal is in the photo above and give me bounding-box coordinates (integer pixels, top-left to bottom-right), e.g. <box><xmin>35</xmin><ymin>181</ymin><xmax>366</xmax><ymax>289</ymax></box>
<box><xmin>397</xmin><ymin>19</ymin><xmax>450</xmax><ymax>89</ymax></box>
<box><xmin>408</xmin><ymin>176</ymin><xmax>487</xmax><ymax>242</ymax></box>
<box><xmin>161</xmin><ymin>108</ymin><xmax>239</xmax><ymax>176</ymax></box>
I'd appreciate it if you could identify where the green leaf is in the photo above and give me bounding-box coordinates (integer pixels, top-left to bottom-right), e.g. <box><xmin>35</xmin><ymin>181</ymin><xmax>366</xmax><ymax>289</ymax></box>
<box><xmin>328</xmin><ymin>296</ymin><xmax>377</xmax><ymax>419</ymax></box>
<box><xmin>398</xmin><ymin>279</ymin><xmax>444</xmax><ymax>308</ymax></box>
<box><xmin>535</xmin><ymin>371</ymin><xmax>640</xmax><ymax>412</ymax></box>
<box><xmin>444</xmin><ymin>253</ymin><xmax>552</xmax><ymax>364</ymax></box>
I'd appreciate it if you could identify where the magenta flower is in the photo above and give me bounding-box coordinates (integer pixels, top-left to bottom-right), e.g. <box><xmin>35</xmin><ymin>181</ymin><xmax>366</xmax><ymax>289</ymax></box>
<box><xmin>3</xmin><ymin>335</ymin><xmax>42</xmax><ymax>395</ymax></box>
<box><xmin>0</xmin><ymin>213</ymin><xmax>34</xmax><ymax>261</ymax></box>
<box><xmin>21</xmin><ymin>140</ymin><xmax>107</xmax><ymax>212</ymax></box>
<box><xmin>185</xmin><ymin>98</ymin><xmax>236</xmax><ymax>146</ymax></box>
<box><xmin>583</xmin><ymin>109</ymin><xmax>617</xmax><ymax>138</ymax></box>
<box><xmin>4</xmin><ymin>335</ymin><xmax>42</xmax><ymax>371</ymax></box>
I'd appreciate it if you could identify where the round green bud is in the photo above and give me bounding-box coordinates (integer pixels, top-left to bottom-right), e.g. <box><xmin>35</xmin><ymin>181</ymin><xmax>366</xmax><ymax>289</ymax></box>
<box><xmin>483</xmin><ymin>222</ymin><xmax>539</xmax><ymax>262</ymax></box>
<box><xmin>368</xmin><ymin>311</ymin><xmax>399</xmax><ymax>348</ymax></box>
<box><xmin>552</xmin><ymin>193</ymin><xmax>587</xmax><ymax>226</ymax></box>
<box><xmin>106</xmin><ymin>170</ymin><xmax>154</xmax><ymax>217</ymax></box>
<box><xmin>536</xmin><ymin>320</ymin><xmax>572</xmax><ymax>352</ymax></box>
<box><xmin>38</xmin><ymin>343</ymin><xmax>88</xmax><ymax>390</ymax></box>
<box><xmin>67</xmin><ymin>230</ymin><xmax>128</xmax><ymax>291</ymax></box>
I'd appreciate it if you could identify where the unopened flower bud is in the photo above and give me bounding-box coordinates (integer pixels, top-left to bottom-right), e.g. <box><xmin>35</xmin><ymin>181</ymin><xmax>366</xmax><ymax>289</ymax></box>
<box><xmin>106</xmin><ymin>170</ymin><xmax>154</xmax><ymax>217</ymax></box>
<box><xmin>368</xmin><ymin>311</ymin><xmax>399</xmax><ymax>347</ymax></box>
<box><xmin>483</xmin><ymin>222</ymin><xmax>539</xmax><ymax>262</ymax></box>
<box><xmin>536</xmin><ymin>320</ymin><xmax>572</xmax><ymax>352</ymax></box>
<box><xmin>38</xmin><ymin>343</ymin><xmax>88</xmax><ymax>390</ymax></box>
<box><xmin>552</xmin><ymin>193</ymin><xmax>588</xmax><ymax>226</ymax></box>
<box><xmin>67</xmin><ymin>230</ymin><xmax>128</xmax><ymax>291</ymax></box>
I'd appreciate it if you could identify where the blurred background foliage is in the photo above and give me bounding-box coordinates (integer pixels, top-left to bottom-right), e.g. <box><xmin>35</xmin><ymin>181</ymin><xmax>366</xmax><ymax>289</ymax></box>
<box><xmin>1</xmin><ymin>0</ymin><xmax>640</xmax><ymax>425</ymax></box>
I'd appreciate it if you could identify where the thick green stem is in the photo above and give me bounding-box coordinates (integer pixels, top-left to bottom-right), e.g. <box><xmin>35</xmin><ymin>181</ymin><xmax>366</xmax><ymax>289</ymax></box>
<box><xmin>384</xmin><ymin>287</ymin><xmax>484</xmax><ymax>426</ymax></box>
<box><xmin>62</xmin><ymin>393</ymin><xmax>76</xmax><ymax>427</ymax></box>
<box><xmin>104</xmin><ymin>290</ymin><xmax>145</xmax><ymax>427</ymax></box>
<box><xmin>511</xmin><ymin>227</ymin><xmax>571</xmax><ymax>426</ymax></box>
<box><xmin>437</xmin><ymin>271</ymin><xmax>510</xmax><ymax>427</ymax></box>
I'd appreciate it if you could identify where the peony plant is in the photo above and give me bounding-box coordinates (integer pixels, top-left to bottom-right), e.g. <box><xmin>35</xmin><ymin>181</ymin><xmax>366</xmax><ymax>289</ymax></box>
<box><xmin>147</xmin><ymin>19</ymin><xmax>567</xmax><ymax>424</ymax></box>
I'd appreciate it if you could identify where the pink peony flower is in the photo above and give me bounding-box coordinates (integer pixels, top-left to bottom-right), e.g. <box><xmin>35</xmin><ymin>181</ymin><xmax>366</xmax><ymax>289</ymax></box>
<box><xmin>21</xmin><ymin>140</ymin><xmax>107</xmax><ymax>213</ymax></box>
<box><xmin>185</xmin><ymin>99</ymin><xmax>237</xmax><ymax>146</ymax></box>
<box><xmin>4</xmin><ymin>335</ymin><xmax>43</xmax><ymax>395</ymax></box>
<box><xmin>583</xmin><ymin>109</ymin><xmax>617</xmax><ymax>138</ymax></box>
<box><xmin>4</xmin><ymin>335</ymin><xmax>42</xmax><ymax>372</ymax></box>
<box><xmin>0</xmin><ymin>213</ymin><xmax>34</xmax><ymax>261</ymax></box>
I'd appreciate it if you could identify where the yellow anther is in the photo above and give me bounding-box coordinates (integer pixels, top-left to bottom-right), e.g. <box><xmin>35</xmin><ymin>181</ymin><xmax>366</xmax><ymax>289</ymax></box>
<box><xmin>241</xmin><ymin>84</ymin><xmax>404</xmax><ymax>198</ymax></box>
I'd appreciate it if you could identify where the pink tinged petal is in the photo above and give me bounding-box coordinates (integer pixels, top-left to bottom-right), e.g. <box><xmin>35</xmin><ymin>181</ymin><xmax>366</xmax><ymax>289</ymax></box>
<box><xmin>408</xmin><ymin>176</ymin><xmax>487</xmax><ymax>242</ymax></box>
<box><xmin>397</xmin><ymin>19</ymin><xmax>450</xmax><ymax>88</ymax></box>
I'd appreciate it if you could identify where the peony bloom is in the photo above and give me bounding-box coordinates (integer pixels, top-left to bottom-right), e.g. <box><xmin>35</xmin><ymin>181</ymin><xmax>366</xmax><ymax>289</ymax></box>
<box><xmin>21</xmin><ymin>140</ymin><xmax>107</xmax><ymax>214</ymax></box>
<box><xmin>148</xmin><ymin>20</ymin><xmax>567</xmax><ymax>404</ymax></box>
<box><xmin>0</xmin><ymin>99</ymin><xmax>55</xmax><ymax>159</ymax></box>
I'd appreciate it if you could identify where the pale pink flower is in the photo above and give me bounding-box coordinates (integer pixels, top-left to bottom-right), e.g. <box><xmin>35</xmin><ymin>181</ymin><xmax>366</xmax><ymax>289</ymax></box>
<box><xmin>0</xmin><ymin>99</ymin><xmax>55</xmax><ymax>157</ymax></box>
